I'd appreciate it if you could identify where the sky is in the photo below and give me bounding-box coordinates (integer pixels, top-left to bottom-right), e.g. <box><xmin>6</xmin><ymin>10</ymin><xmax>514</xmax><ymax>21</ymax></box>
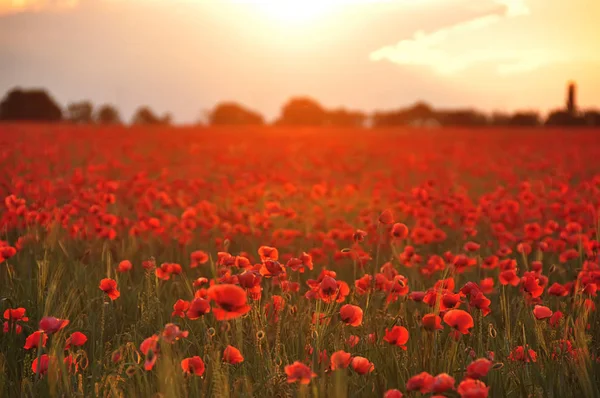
<box><xmin>1</xmin><ymin>0</ymin><xmax>599</xmax><ymax>123</ymax></box>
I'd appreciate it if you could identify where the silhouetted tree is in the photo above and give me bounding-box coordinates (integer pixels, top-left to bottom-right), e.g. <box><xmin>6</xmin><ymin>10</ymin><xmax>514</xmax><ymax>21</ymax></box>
<box><xmin>0</xmin><ymin>88</ymin><xmax>62</xmax><ymax>122</ymax></box>
<box><xmin>545</xmin><ymin>110</ymin><xmax>585</xmax><ymax>126</ymax></box>
<box><xmin>132</xmin><ymin>106</ymin><xmax>171</xmax><ymax>125</ymax></box>
<box><xmin>438</xmin><ymin>109</ymin><xmax>488</xmax><ymax>126</ymax></box>
<box><xmin>67</xmin><ymin>101</ymin><xmax>94</xmax><ymax>124</ymax></box>
<box><xmin>509</xmin><ymin>112</ymin><xmax>540</xmax><ymax>127</ymax></box>
<box><xmin>276</xmin><ymin>97</ymin><xmax>327</xmax><ymax>126</ymax></box>
<box><xmin>583</xmin><ymin>110</ymin><xmax>600</xmax><ymax>126</ymax></box>
<box><xmin>326</xmin><ymin>108</ymin><xmax>366</xmax><ymax>127</ymax></box>
<box><xmin>372</xmin><ymin>102</ymin><xmax>435</xmax><ymax>127</ymax></box>
<box><xmin>209</xmin><ymin>102</ymin><xmax>264</xmax><ymax>125</ymax></box>
<box><xmin>490</xmin><ymin>112</ymin><xmax>511</xmax><ymax>126</ymax></box>
<box><xmin>96</xmin><ymin>104</ymin><xmax>121</xmax><ymax>125</ymax></box>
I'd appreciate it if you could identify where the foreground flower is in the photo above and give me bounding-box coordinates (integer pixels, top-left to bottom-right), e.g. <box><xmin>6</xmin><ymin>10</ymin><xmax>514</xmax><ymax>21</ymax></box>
<box><xmin>285</xmin><ymin>361</ymin><xmax>316</xmax><ymax>384</ymax></box>
<box><xmin>24</xmin><ymin>331</ymin><xmax>47</xmax><ymax>350</ymax></box>
<box><xmin>117</xmin><ymin>260</ymin><xmax>132</xmax><ymax>272</ymax></box>
<box><xmin>99</xmin><ymin>278</ymin><xmax>120</xmax><ymax>300</ymax></box>
<box><xmin>32</xmin><ymin>354</ymin><xmax>50</xmax><ymax>376</ymax></box>
<box><xmin>190</xmin><ymin>250</ymin><xmax>209</xmax><ymax>268</ymax></box>
<box><xmin>187</xmin><ymin>297</ymin><xmax>211</xmax><ymax>319</ymax></box>
<box><xmin>391</xmin><ymin>223</ymin><xmax>409</xmax><ymax>239</ymax></box>
<box><xmin>351</xmin><ymin>356</ymin><xmax>374</xmax><ymax>375</ymax></box>
<box><xmin>383</xmin><ymin>326</ymin><xmax>409</xmax><ymax>349</ymax></box>
<box><xmin>466</xmin><ymin>358</ymin><xmax>493</xmax><ymax>379</ymax></box>
<box><xmin>330</xmin><ymin>350</ymin><xmax>352</xmax><ymax>370</ymax></box>
<box><xmin>443</xmin><ymin>310</ymin><xmax>474</xmax><ymax>334</ymax></box>
<box><xmin>406</xmin><ymin>372</ymin><xmax>434</xmax><ymax>393</ymax></box>
<box><xmin>432</xmin><ymin>373</ymin><xmax>455</xmax><ymax>393</ymax></box>
<box><xmin>422</xmin><ymin>314</ymin><xmax>443</xmax><ymax>331</ymax></box>
<box><xmin>162</xmin><ymin>323</ymin><xmax>188</xmax><ymax>343</ymax></box>
<box><xmin>140</xmin><ymin>334</ymin><xmax>160</xmax><ymax>371</ymax></box>
<box><xmin>181</xmin><ymin>356</ymin><xmax>205</xmax><ymax>376</ymax></box>
<box><xmin>457</xmin><ymin>378</ymin><xmax>489</xmax><ymax>398</ymax></box>
<box><xmin>172</xmin><ymin>299</ymin><xmax>190</xmax><ymax>318</ymax></box>
<box><xmin>207</xmin><ymin>284</ymin><xmax>251</xmax><ymax>320</ymax></box>
<box><xmin>223</xmin><ymin>345</ymin><xmax>244</xmax><ymax>365</ymax></box>
<box><xmin>533</xmin><ymin>305</ymin><xmax>553</xmax><ymax>320</ymax></box>
<box><xmin>65</xmin><ymin>331</ymin><xmax>88</xmax><ymax>350</ymax></box>
<box><xmin>258</xmin><ymin>246</ymin><xmax>279</xmax><ymax>262</ymax></box>
<box><xmin>340</xmin><ymin>304</ymin><xmax>363</xmax><ymax>327</ymax></box>
<box><xmin>508</xmin><ymin>346</ymin><xmax>537</xmax><ymax>362</ymax></box>
<box><xmin>383</xmin><ymin>390</ymin><xmax>404</xmax><ymax>398</ymax></box>
<box><xmin>4</xmin><ymin>307</ymin><xmax>28</xmax><ymax>322</ymax></box>
<box><xmin>39</xmin><ymin>316</ymin><xmax>69</xmax><ymax>334</ymax></box>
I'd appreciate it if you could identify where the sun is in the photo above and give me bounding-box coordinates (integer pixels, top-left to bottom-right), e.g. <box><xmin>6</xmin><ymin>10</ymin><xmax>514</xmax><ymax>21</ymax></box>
<box><xmin>251</xmin><ymin>0</ymin><xmax>339</xmax><ymax>24</ymax></box>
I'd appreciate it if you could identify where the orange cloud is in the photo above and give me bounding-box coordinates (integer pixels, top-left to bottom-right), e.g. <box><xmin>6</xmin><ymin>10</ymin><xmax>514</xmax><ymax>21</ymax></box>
<box><xmin>369</xmin><ymin>0</ymin><xmax>544</xmax><ymax>74</ymax></box>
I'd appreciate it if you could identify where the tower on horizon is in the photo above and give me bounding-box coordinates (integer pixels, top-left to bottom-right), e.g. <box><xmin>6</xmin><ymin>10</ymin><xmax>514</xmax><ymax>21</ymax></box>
<box><xmin>567</xmin><ymin>82</ymin><xmax>577</xmax><ymax>116</ymax></box>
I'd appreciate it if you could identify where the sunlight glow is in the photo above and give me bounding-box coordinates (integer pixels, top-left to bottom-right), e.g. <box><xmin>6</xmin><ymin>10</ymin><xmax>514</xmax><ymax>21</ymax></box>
<box><xmin>250</xmin><ymin>0</ymin><xmax>338</xmax><ymax>24</ymax></box>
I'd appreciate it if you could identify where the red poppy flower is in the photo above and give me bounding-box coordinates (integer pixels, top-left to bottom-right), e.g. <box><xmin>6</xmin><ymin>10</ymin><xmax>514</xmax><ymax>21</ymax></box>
<box><xmin>355</xmin><ymin>274</ymin><xmax>373</xmax><ymax>295</ymax></box>
<box><xmin>24</xmin><ymin>330</ymin><xmax>47</xmax><ymax>350</ymax></box>
<box><xmin>391</xmin><ymin>223</ymin><xmax>409</xmax><ymax>239</ymax></box>
<box><xmin>340</xmin><ymin>304</ymin><xmax>363</xmax><ymax>327</ymax></box>
<box><xmin>499</xmin><ymin>269</ymin><xmax>520</xmax><ymax>286</ymax></box>
<box><xmin>533</xmin><ymin>305</ymin><xmax>553</xmax><ymax>320</ymax></box>
<box><xmin>223</xmin><ymin>345</ymin><xmax>244</xmax><ymax>364</ymax></box>
<box><xmin>65</xmin><ymin>331</ymin><xmax>88</xmax><ymax>349</ymax></box>
<box><xmin>181</xmin><ymin>356</ymin><xmax>205</xmax><ymax>376</ymax></box>
<box><xmin>3</xmin><ymin>308</ymin><xmax>28</xmax><ymax>322</ymax></box>
<box><xmin>457</xmin><ymin>378</ymin><xmax>489</xmax><ymax>398</ymax></box>
<box><xmin>422</xmin><ymin>314</ymin><xmax>443</xmax><ymax>331</ymax></box>
<box><xmin>351</xmin><ymin>356</ymin><xmax>374</xmax><ymax>375</ymax></box>
<box><xmin>186</xmin><ymin>297</ymin><xmax>211</xmax><ymax>319</ymax></box>
<box><xmin>467</xmin><ymin>358</ymin><xmax>493</xmax><ymax>379</ymax></box>
<box><xmin>378</xmin><ymin>209</ymin><xmax>394</xmax><ymax>224</ymax></box>
<box><xmin>469</xmin><ymin>292</ymin><xmax>491</xmax><ymax>316</ymax></box>
<box><xmin>162</xmin><ymin>323</ymin><xmax>188</xmax><ymax>343</ymax></box>
<box><xmin>258</xmin><ymin>246</ymin><xmax>279</xmax><ymax>262</ymax></box>
<box><xmin>39</xmin><ymin>316</ymin><xmax>69</xmax><ymax>334</ymax></box>
<box><xmin>508</xmin><ymin>346</ymin><xmax>537</xmax><ymax>362</ymax></box>
<box><xmin>172</xmin><ymin>299</ymin><xmax>190</xmax><ymax>318</ymax></box>
<box><xmin>117</xmin><ymin>260</ymin><xmax>132</xmax><ymax>272</ymax></box>
<box><xmin>548</xmin><ymin>283</ymin><xmax>569</xmax><ymax>297</ymax></box>
<box><xmin>99</xmin><ymin>278</ymin><xmax>120</xmax><ymax>300</ymax></box>
<box><xmin>443</xmin><ymin>310</ymin><xmax>474</xmax><ymax>334</ymax></box>
<box><xmin>207</xmin><ymin>284</ymin><xmax>251</xmax><ymax>320</ymax></box>
<box><xmin>432</xmin><ymin>373</ymin><xmax>455</xmax><ymax>393</ymax></box>
<box><xmin>346</xmin><ymin>335</ymin><xmax>360</xmax><ymax>347</ymax></box>
<box><xmin>383</xmin><ymin>326</ymin><xmax>409</xmax><ymax>349</ymax></box>
<box><xmin>549</xmin><ymin>311</ymin><xmax>563</xmax><ymax>327</ymax></box>
<box><xmin>190</xmin><ymin>250</ymin><xmax>209</xmax><ymax>268</ymax></box>
<box><xmin>32</xmin><ymin>354</ymin><xmax>50</xmax><ymax>376</ymax></box>
<box><xmin>464</xmin><ymin>241</ymin><xmax>480</xmax><ymax>252</ymax></box>
<box><xmin>384</xmin><ymin>390</ymin><xmax>404</xmax><ymax>398</ymax></box>
<box><xmin>330</xmin><ymin>350</ymin><xmax>352</xmax><ymax>370</ymax></box>
<box><xmin>140</xmin><ymin>334</ymin><xmax>160</xmax><ymax>370</ymax></box>
<box><xmin>284</xmin><ymin>361</ymin><xmax>316</xmax><ymax>384</ymax></box>
<box><xmin>406</xmin><ymin>372</ymin><xmax>434</xmax><ymax>393</ymax></box>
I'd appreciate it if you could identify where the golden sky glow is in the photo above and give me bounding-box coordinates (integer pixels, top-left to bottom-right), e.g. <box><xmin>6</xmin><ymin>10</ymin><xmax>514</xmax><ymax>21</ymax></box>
<box><xmin>1</xmin><ymin>0</ymin><xmax>599</xmax><ymax>122</ymax></box>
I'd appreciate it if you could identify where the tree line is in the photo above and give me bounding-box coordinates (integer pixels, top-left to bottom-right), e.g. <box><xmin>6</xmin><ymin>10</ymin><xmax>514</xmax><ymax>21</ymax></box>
<box><xmin>1</xmin><ymin>87</ymin><xmax>599</xmax><ymax>127</ymax></box>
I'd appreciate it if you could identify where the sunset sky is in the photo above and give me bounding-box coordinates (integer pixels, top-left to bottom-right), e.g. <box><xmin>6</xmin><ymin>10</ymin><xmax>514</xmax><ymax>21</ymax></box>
<box><xmin>1</xmin><ymin>0</ymin><xmax>599</xmax><ymax>123</ymax></box>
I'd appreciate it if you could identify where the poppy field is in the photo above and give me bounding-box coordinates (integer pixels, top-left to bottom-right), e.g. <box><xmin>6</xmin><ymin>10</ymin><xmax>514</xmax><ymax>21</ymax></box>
<box><xmin>1</xmin><ymin>124</ymin><xmax>600</xmax><ymax>398</ymax></box>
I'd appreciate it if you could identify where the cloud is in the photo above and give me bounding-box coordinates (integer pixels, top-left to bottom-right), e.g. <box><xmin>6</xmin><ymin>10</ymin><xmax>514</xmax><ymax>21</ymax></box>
<box><xmin>369</xmin><ymin>0</ymin><xmax>546</xmax><ymax>75</ymax></box>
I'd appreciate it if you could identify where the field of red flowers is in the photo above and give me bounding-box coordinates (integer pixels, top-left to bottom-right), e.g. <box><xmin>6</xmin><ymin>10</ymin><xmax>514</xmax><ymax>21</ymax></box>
<box><xmin>0</xmin><ymin>124</ymin><xmax>599</xmax><ymax>397</ymax></box>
